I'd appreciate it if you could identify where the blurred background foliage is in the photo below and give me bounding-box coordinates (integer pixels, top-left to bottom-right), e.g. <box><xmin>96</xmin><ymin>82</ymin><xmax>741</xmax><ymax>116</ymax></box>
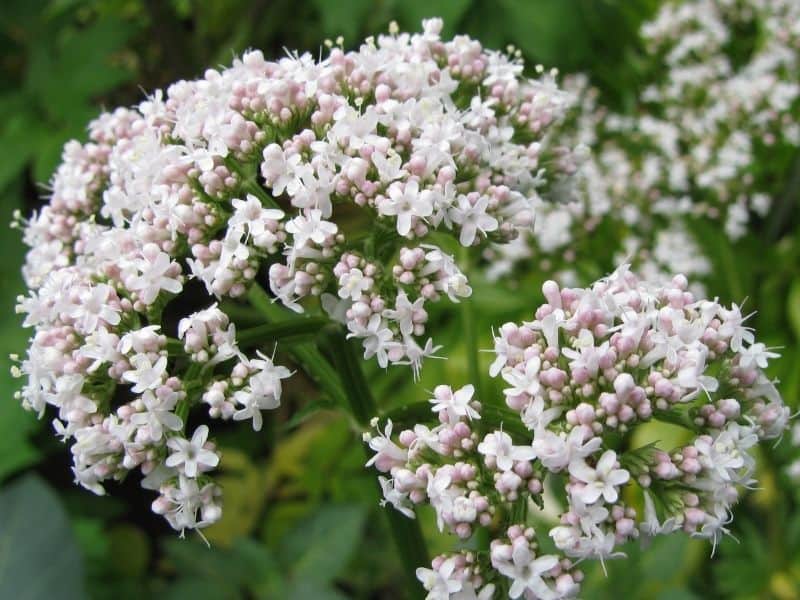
<box><xmin>1</xmin><ymin>0</ymin><xmax>798</xmax><ymax>598</ymax></box>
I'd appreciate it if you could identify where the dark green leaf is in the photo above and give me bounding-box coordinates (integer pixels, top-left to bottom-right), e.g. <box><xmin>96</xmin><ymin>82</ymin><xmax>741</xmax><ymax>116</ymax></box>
<box><xmin>283</xmin><ymin>503</ymin><xmax>367</xmax><ymax>585</ymax></box>
<box><xmin>0</xmin><ymin>474</ymin><xmax>86</xmax><ymax>599</ymax></box>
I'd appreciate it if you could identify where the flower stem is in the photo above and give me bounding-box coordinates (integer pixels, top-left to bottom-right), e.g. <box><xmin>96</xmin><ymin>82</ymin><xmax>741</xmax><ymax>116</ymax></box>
<box><xmin>247</xmin><ymin>284</ymin><xmax>428</xmax><ymax>598</ymax></box>
<box><xmin>320</xmin><ymin>326</ymin><xmax>428</xmax><ymax>598</ymax></box>
<box><xmin>459</xmin><ymin>246</ymin><xmax>484</xmax><ymax>400</ymax></box>
<box><xmin>245</xmin><ymin>285</ymin><xmax>428</xmax><ymax>596</ymax></box>
<box><xmin>235</xmin><ymin>316</ymin><xmax>329</xmax><ymax>347</ymax></box>
<box><xmin>245</xmin><ymin>284</ymin><xmax>348</xmax><ymax>409</ymax></box>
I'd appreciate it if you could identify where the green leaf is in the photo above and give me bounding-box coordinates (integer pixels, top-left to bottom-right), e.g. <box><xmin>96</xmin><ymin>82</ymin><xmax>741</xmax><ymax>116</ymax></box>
<box><xmin>0</xmin><ymin>179</ymin><xmax>42</xmax><ymax>482</ymax></box>
<box><xmin>286</xmin><ymin>581</ymin><xmax>349</xmax><ymax>600</ymax></box>
<box><xmin>655</xmin><ymin>590</ymin><xmax>701</xmax><ymax>600</ymax></box>
<box><xmin>787</xmin><ymin>278</ymin><xmax>800</xmax><ymax>341</ymax></box>
<box><xmin>0</xmin><ymin>106</ymin><xmax>47</xmax><ymax>190</ymax></box>
<box><xmin>283</xmin><ymin>503</ymin><xmax>368</xmax><ymax>586</ymax></box>
<box><xmin>164</xmin><ymin>578</ymin><xmax>240</xmax><ymax>600</ymax></box>
<box><xmin>0</xmin><ymin>474</ymin><xmax>86</xmax><ymax>599</ymax></box>
<box><xmin>311</xmin><ymin>0</ymin><xmax>373</xmax><ymax>40</ymax></box>
<box><xmin>25</xmin><ymin>17</ymin><xmax>137</xmax><ymax>116</ymax></box>
<box><xmin>108</xmin><ymin>524</ymin><xmax>150</xmax><ymax>578</ymax></box>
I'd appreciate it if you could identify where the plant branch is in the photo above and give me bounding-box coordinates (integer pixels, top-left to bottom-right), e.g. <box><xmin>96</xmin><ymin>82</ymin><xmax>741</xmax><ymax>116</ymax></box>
<box><xmin>235</xmin><ymin>316</ymin><xmax>328</xmax><ymax>347</ymax></box>
<box><xmin>246</xmin><ymin>284</ymin><xmax>428</xmax><ymax>597</ymax></box>
<box><xmin>320</xmin><ymin>325</ymin><xmax>428</xmax><ymax>598</ymax></box>
<box><xmin>459</xmin><ymin>246</ymin><xmax>484</xmax><ymax>400</ymax></box>
<box><xmin>245</xmin><ymin>284</ymin><xmax>348</xmax><ymax>409</ymax></box>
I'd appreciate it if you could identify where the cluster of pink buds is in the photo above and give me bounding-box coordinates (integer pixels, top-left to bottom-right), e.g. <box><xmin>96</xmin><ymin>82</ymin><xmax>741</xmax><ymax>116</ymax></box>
<box><xmin>368</xmin><ymin>265</ymin><xmax>788</xmax><ymax>598</ymax></box>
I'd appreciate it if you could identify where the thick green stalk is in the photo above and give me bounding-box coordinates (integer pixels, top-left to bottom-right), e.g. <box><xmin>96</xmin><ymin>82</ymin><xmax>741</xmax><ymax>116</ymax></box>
<box><xmin>246</xmin><ymin>284</ymin><xmax>428</xmax><ymax>596</ymax></box>
<box><xmin>245</xmin><ymin>284</ymin><xmax>348</xmax><ymax>409</ymax></box>
<box><xmin>235</xmin><ymin>316</ymin><xmax>328</xmax><ymax>347</ymax></box>
<box><xmin>320</xmin><ymin>326</ymin><xmax>427</xmax><ymax>599</ymax></box>
<box><xmin>459</xmin><ymin>246</ymin><xmax>484</xmax><ymax>400</ymax></box>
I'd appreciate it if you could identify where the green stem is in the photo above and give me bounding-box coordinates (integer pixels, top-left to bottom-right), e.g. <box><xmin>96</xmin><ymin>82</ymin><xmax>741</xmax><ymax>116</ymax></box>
<box><xmin>246</xmin><ymin>284</ymin><xmax>428</xmax><ymax>596</ymax></box>
<box><xmin>236</xmin><ymin>316</ymin><xmax>328</xmax><ymax>347</ymax></box>
<box><xmin>242</xmin><ymin>177</ymin><xmax>281</xmax><ymax>210</ymax></box>
<box><xmin>165</xmin><ymin>337</ymin><xmax>185</xmax><ymax>356</ymax></box>
<box><xmin>320</xmin><ymin>327</ymin><xmax>375</xmax><ymax>424</ymax></box>
<box><xmin>459</xmin><ymin>247</ymin><xmax>484</xmax><ymax>400</ymax></box>
<box><xmin>320</xmin><ymin>326</ymin><xmax>427</xmax><ymax>598</ymax></box>
<box><xmin>246</xmin><ymin>284</ymin><xmax>348</xmax><ymax>409</ymax></box>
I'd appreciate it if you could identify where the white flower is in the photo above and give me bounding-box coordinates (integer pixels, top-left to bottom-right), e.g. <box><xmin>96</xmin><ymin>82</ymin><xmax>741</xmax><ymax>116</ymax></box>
<box><xmin>521</xmin><ymin>397</ymin><xmax>562</xmax><ymax>431</ymax></box>
<box><xmin>130</xmin><ymin>390</ymin><xmax>183</xmax><ymax>441</ymax></box>
<box><xmin>72</xmin><ymin>284</ymin><xmax>121</xmax><ymax>333</ymax></box>
<box><xmin>430</xmin><ymin>384</ymin><xmax>481</xmax><ymax>424</ymax></box>
<box><xmin>448</xmin><ymin>195</ymin><xmax>498</xmax><ymax>246</ymax></box>
<box><xmin>261</xmin><ymin>144</ymin><xmax>302</xmax><ymax>195</ymax></box>
<box><xmin>78</xmin><ymin>327</ymin><xmax>122</xmax><ymax>373</ymax></box>
<box><xmin>395</xmin><ymin>336</ymin><xmax>442</xmax><ymax>381</ymax></box>
<box><xmin>502</xmin><ymin>356</ymin><xmax>541</xmax><ymax>399</ymax></box>
<box><xmin>568</xmin><ymin>450</ymin><xmax>630</xmax><ymax>504</ymax></box>
<box><xmin>165</xmin><ymin>425</ymin><xmax>220</xmax><ymax>477</ymax></box>
<box><xmin>379</xmin><ymin>179</ymin><xmax>433</xmax><ymax>236</ymax></box>
<box><xmin>127</xmin><ymin>244</ymin><xmax>183</xmax><ymax>305</ymax></box>
<box><xmin>122</xmin><ymin>354</ymin><xmax>168</xmax><ymax>393</ymax></box>
<box><xmin>494</xmin><ymin>544</ymin><xmax>558</xmax><ymax>600</ymax></box>
<box><xmin>640</xmin><ymin>491</ymin><xmax>678</xmax><ymax>538</ymax></box>
<box><xmin>532</xmin><ymin>427</ymin><xmax>601</xmax><ymax>472</ymax></box>
<box><xmin>383</xmin><ymin>291</ymin><xmax>424</xmax><ymax>337</ymax></box>
<box><xmin>694</xmin><ymin>424</ymin><xmax>757</xmax><ymax>483</ymax></box>
<box><xmin>738</xmin><ymin>342</ymin><xmax>780</xmax><ymax>369</ymax></box>
<box><xmin>416</xmin><ymin>557</ymin><xmax>462</xmax><ymax>599</ymax></box>
<box><xmin>233</xmin><ymin>351</ymin><xmax>292</xmax><ymax>431</ymax></box>
<box><xmin>161</xmin><ymin>475</ymin><xmax>220</xmax><ymax>533</ymax></box>
<box><xmin>427</xmin><ymin>467</ymin><xmax>455</xmax><ymax>531</ymax></box>
<box><xmin>230</xmin><ymin>194</ymin><xmax>285</xmax><ymax>237</ymax></box>
<box><xmin>371</xmin><ymin>149</ymin><xmax>406</xmax><ymax>182</ymax></box>
<box><xmin>347</xmin><ymin>314</ymin><xmax>394</xmax><ymax>368</ymax></box>
<box><xmin>285</xmin><ymin>209</ymin><xmax>337</xmax><ymax>247</ymax></box>
<box><xmin>477</xmin><ymin>430</ymin><xmax>536</xmax><ymax>471</ymax></box>
<box><xmin>338</xmin><ymin>268</ymin><xmax>372</xmax><ymax>301</ymax></box>
<box><xmin>366</xmin><ymin>419</ymin><xmax>408</xmax><ymax>472</ymax></box>
<box><xmin>378</xmin><ymin>476</ymin><xmax>415</xmax><ymax>519</ymax></box>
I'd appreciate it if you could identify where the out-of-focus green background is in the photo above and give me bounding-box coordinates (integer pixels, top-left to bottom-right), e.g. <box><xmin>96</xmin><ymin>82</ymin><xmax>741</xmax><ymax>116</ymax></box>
<box><xmin>1</xmin><ymin>1</ymin><xmax>799</xmax><ymax>598</ymax></box>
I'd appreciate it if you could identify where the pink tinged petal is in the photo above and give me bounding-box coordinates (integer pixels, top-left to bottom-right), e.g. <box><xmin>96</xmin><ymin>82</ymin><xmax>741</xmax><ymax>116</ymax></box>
<box><xmin>602</xmin><ymin>486</ymin><xmax>619</xmax><ymax>503</ymax></box>
<box><xmin>580</xmin><ymin>485</ymin><xmax>603</xmax><ymax>504</ymax></box>
<box><xmin>191</xmin><ymin>425</ymin><xmax>209</xmax><ymax>446</ymax></box>
<box><xmin>165</xmin><ymin>454</ymin><xmax>183</xmax><ymax>468</ymax></box>
<box><xmin>511</xmin><ymin>446</ymin><xmax>537</xmax><ymax>462</ymax></box>
<box><xmin>532</xmin><ymin>555</ymin><xmax>559</xmax><ymax>575</ymax></box>
<box><xmin>597</xmin><ymin>450</ymin><xmax>616</xmax><ymax>473</ymax></box>
<box><xmin>496</xmin><ymin>455</ymin><xmax>514</xmax><ymax>471</ymax></box>
<box><xmin>161</xmin><ymin>278</ymin><xmax>183</xmax><ymax>294</ymax></box>
<box><xmin>511</xmin><ymin>543</ymin><xmax>533</xmax><ymax>565</ymax></box>
<box><xmin>459</xmin><ymin>222</ymin><xmax>477</xmax><ymax>246</ymax></box>
<box><xmin>568</xmin><ymin>459</ymin><xmax>596</xmax><ymax>484</ymax></box>
<box><xmin>198</xmin><ymin>449</ymin><xmax>220</xmax><ymax>468</ymax></box>
<box><xmin>184</xmin><ymin>460</ymin><xmax>198</xmax><ymax>478</ymax></box>
<box><xmin>608</xmin><ymin>469</ymin><xmax>630</xmax><ymax>486</ymax></box>
<box><xmin>397</xmin><ymin>212</ymin><xmax>412</xmax><ymax>236</ymax></box>
<box><xmin>581</xmin><ymin>437</ymin><xmax>603</xmax><ymax>456</ymax></box>
<box><xmin>162</xmin><ymin>412</ymin><xmax>183</xmax><ymax>432</ymax></box>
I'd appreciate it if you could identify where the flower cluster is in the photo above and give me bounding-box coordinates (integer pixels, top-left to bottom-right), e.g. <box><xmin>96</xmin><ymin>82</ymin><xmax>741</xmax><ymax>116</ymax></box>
<box><xmin>12</xmin><ymin>19</ymin><xmax>579</xmax><ymax>535</ymax></box>
<box><xmin>253</xmin><ymin>18</ymin><xmax>578</xmax><ymax>370</ymax></box>
<box><xmin>488</xmin><ymin>0</ymin><xmax>800</xmax><ymax>286</ymax></box>
<box><xmin>368</xmin><ymin>266</ymin><xmax>788</xmax><ymax>599</ymax></box>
